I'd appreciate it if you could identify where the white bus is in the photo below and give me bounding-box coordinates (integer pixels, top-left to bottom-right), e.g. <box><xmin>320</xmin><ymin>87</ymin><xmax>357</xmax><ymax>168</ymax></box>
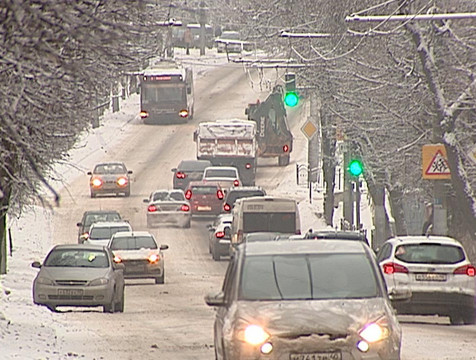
<box><xmin>231</xmin><ymin>196</ymin><xmax>301</xmax><ymax>246</ymax></box>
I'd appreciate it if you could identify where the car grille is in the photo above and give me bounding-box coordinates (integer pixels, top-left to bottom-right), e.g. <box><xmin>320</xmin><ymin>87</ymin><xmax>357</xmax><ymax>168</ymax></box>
<box><xmin>48</xmin><ymin>294</ymin><xmax>94</xmax><ymax>301</ymax></box>
<box><xmin>55</xmin><ymin>280</ymin><xmax>88</xmax><ymax>286</ymax></box>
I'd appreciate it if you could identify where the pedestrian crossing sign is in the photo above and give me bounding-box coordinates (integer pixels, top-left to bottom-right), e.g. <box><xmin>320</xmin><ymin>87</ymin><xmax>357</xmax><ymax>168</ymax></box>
<box><xmin>422</xmin><ymin>144</ymin><xmax>451</xmax><ymax>179</ymax></box>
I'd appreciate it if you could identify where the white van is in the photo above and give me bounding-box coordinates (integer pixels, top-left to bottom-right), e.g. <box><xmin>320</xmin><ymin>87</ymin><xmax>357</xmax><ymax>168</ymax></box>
<box><xmin>231</xmin><ymin>196</ymin><xmax>301</xmax><ymax>246</ymax></box>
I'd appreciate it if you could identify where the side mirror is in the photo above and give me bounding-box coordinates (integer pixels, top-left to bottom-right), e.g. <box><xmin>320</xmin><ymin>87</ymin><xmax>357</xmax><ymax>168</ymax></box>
<box><xmin>79</xmin><ymin>234</ymin><xmax>88</xmax><ymax>244</ymax></box>
<box><xmin>171</xmin><ymin>168</ymin><xmax>177</xmax><ymax>172</ymax></box>
<box><xmin>205</xmin><ymin>291</ymin><xmax>226</xmax><ymax>307</ymax></box>
<box><xmin>87</xmin><ymin>171</ymin><xmax>92</xmax><ymax>176</ymax></box>
<box><xmin>160</xmin><ymin>244</ymin><xmax>169</xmax><ymax>251</ymax></box>
<box><xmin>193</xmin><ymin>130</ymin><xmax>198</xmax><ymax>142</ymax></box>
<box><xmin>388</xmin><ymin>288</ymin><xmax>411</xmax><ymax>301</ymax></box>
<box><xmin>31</xmin><ymin>261</ymin><xmax>41</xmax><ymax>269</ymax></box>
<box><xmin>128</xmin><ymin>170</ymin><xmax>133</xmax><ymax>174</ymax></box>
<box><xmin>77</xmin><ymin>222</ymin><xmax>82</xmax><ymax>227</ymax></box>
<box><xmin>143</xmin><ymin>199</ymin><xmax>149</xmax><ymax>203</ymax></box>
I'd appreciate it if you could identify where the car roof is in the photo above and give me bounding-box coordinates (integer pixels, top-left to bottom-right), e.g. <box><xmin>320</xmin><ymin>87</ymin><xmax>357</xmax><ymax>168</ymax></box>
<box><xmin>83</xmin><ymin>210</ymin><xmax>120</xmax><ymax>215</ymax></box>
<box><xmin>177</xmin><ymin>159</ymin><xmax>212</xmax><ymax>170</ymax></box>
<box><xmin>241</xmin><ymin>239</ymin><xmax>367</xmax><ymax>256</ymax></box>
<box><xmin>188</xmin><ymin>180</ymin><xmax>221</xmax><ymax>187</ymax></box>
<box><xmin>89</xmin><ymin>221</ymin><xmax>131</xmax><ymax>228</ymax></box>
<box><xmin>111</xmin><ymin>231</ymin><xmax>154</xmax><ymax>238</ymax></box>
<box><xmin>94</xmin><ymin>161</ymin><xmax>126</xmax><ymax>166</ymax></box>
<box><xmin>204</xmin><ymin>166</ymin><xmax>238</xmax><ymax>171</ymax></box>
<box><xmin>52</xmin><ymin>244</ymin><xmax>107</xmax><ymax>251</ymax></box>
<box><xmin>384</xmin><ymin>235</ymin><xmax>464</xmax><ymax>247</ymax></box>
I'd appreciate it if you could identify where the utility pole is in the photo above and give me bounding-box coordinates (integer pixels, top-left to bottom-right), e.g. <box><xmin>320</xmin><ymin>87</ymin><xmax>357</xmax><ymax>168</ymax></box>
<box><xmin>199</xmin><ymin>1</ymin><xmax>207</xmax><ymax>56</ymax></box>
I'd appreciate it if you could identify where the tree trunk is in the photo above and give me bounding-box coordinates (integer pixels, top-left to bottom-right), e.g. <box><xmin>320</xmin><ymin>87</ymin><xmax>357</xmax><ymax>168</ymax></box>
<box><xmin>321</xmin><ymin>107</ymin><xmax>336</xmax><ymax>226</ymax></box>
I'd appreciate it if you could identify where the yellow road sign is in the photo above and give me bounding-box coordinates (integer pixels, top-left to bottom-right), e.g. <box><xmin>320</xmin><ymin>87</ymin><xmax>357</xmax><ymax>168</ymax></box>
<box><xmin>301</xmin><ymin>120</ymin><xmax>317</xmax><ymax>140</ymax></box>
<box><xmin>422</xmin><ymin>144</ymin><xmax>451</xmax><ymax>180</ymax></box>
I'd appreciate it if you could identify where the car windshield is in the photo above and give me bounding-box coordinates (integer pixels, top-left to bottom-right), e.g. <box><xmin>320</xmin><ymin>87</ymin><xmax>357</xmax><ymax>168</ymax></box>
<box><xmin>239</xmin><ymin>253</ymin><xmax>378</xmax><ymax>301</ymax></box>
<box><xmin>94</xmin><ymin>164</ymin><xmax>126</xmax><ymax>174</ymax></box>
<box><xmin>89</xmin><ymin>226</ymin><xmax>130</xmax><ymax>240</ymax></box>
<box><xmin>395</xmin><ymin>243</ymin><xmax>465</xmax><ymax>264</ymax></box>
<box><xmin>44</xmin><ymin>249</ymin><xmax>109</xmax><ymax>268</ymax></box>
<box><xmin>243</xmin><ymin>212</ymin><xmax>296</xmax><ymax>233</ymax></box>
<box><xmin>84</xmin><ymin>213</ymin><xmax>121</xmax><ymax>226</ymax></box>
<box><xmin>205</xmin><ymin>169</ymin><xmax>236</xmax><ymax>178</ymax></box>
<box><xmin>110</xmin><ymin>236</ymin><xmax>158</xmax><ymax>250</ymax></box>
<box><xmin>152</xmin><ymin>191</ymin><xmax>185</xmax><ymax>202</ymax></box>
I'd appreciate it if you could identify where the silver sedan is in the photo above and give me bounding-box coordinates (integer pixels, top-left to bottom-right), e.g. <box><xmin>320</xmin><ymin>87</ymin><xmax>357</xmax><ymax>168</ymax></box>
<box><xmin>143</xmin><ymin>189</ymin><xmax>191</xmax><ymax>228</ymax></box>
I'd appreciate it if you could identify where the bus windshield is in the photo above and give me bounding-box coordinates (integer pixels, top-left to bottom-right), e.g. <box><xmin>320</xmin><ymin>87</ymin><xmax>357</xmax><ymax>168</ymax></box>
<box><xmin>243</xmin><ymin>212</ymin><xmax>296</xmax><ymax>233</ymax></box>
<box><xmin>143</xmin><ymin>84</ymin><xmax>185</xmax><ymax>103</ymax></box>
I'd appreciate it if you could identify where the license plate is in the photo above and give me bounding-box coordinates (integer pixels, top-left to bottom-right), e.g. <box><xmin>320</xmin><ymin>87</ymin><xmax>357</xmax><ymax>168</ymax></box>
<box><xmin>415</xmin><ymin>273</ymin><xmax>447</xmax><ymax>281</ymax></box>
<box><xmin>290</xmin><ymin>352</ymin><xmax>342</xmax><ymax>360</ymax></box>
<box><xmin>126</xmin><ymin>264</ymin><xmax>145</xmax><ymax>273</ymax></box>
<box><xmin>197</xmin><ymin>206</ymin><xmax>211</xmax><ymax>211</ymax></box>
<box><xmin>58</xmin><ymin>289</ymin><xmax>84</xmax><ymax>296</ymax></box>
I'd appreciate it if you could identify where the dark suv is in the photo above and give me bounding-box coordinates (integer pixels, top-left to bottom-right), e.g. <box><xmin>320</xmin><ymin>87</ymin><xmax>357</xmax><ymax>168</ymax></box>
<box><xmin>76</xmin><ymin>210</ymin><xmax>122</xmax><ymax>243</ymax></box>
<box><xmin>222</xmin><ymin>186</ymin><xmax>266</xmax><ymax>213</ymax></box>
<box><xmin>171</xmin><ymin>159</ymin><xmax>212</xmax><ymax>190</ymax></box>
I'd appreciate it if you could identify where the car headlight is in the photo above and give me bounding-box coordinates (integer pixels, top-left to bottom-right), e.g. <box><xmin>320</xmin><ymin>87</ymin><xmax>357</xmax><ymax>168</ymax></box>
<box><xmin>243</xmin><ymin>325</ymin><xmax>270</xmax><ymax>346</ymax></box>
<box><xmin>89</xmin><ymin>278</ymin><xmax>109</xmax><ymax>286</ymax></box>
<box><xmin>359</xmin><ymin>317</ymin><xmax>390</xmax><ymax>343</ymax></box>
<box><xmin>36</xmin><ymin>277</ymin><xmax>55</xmax><ymax>285</ymax></box>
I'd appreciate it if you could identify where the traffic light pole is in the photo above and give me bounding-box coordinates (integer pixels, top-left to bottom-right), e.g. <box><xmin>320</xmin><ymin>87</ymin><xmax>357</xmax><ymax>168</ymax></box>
<box><xmin>343</xmin><ymin>148</ymin><xmax>354</xmax><ymax>228</ymax></box>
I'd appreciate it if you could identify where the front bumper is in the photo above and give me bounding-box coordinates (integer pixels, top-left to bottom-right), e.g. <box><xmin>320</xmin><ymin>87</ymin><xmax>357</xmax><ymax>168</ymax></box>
<box><xmin>33</xmin><ymin>284</ymin><xmax>114</xmax><ymax>307</ymax></box>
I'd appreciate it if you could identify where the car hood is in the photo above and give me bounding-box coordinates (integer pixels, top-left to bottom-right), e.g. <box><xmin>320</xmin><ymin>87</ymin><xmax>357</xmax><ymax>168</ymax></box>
<box><xmin>40</xmin><ymin>266</ymin><xmax>110</xmax><ymax>281</ymax></box>
<box><xmin>111</xmin><ymin>249</ymin><xmax>160</xmax><ymax>260</ymax></box>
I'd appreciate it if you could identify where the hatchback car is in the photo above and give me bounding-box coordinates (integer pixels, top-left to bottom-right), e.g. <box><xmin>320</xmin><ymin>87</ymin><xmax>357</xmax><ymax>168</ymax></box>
<box><xmin>185</xmin><ymin>181</ymin><xmax>225</xmax><ymax>216</ymax></box>
<box><xmin>108</xmin><ymin>231</ymin><xmax>169</xmax><ymax>284</ymax></box>
<box><xmin>377</xmin><ymin>235</ymin><xmax>476</xmax><ymax>324</ymax></box>
<box><xmin>76</xmin><ymin>210</ymin><xmax>122</xmax><ymax>243</ymax></box>
<box><xmin>207</xmin><ymin>213</ymin><xmax>233</xmax><ymax>261</ymax></box>
<box><xmin>171</xmin><ymin>159</ymin><xmax>212</xmax><ymax>190</ymax></box>
<box><xmin>222</xmin><ymin>186</ymin><xmax>266</xmax><ymax>213</ymax></box>
<box><xmin>88</xmin><ymin>161</ymin><xmax>132</xmax><ymax>198</ymax></box>
<box><xmin>82</xmin><ymin>221</ymin><xmax>132</xmax><ymax>246</ymax></box>
<box><xmin>32</xmin><ymin>244</ymin><xmax>125</xmax><ymax>313</ymax></box>
<box><xmin>206</xmin><ymin>239</ymin><xmax>403</xmax><ymax>360</ymax></box>
<box><xmin>202</xmin><ymin>166</ymin><xmax>241</xmax><ymax>190</ymax></box>
<box><xmin>143</xmin><ymin>189</ymin><xmax>191</xmax><ymax>228</ymax></box>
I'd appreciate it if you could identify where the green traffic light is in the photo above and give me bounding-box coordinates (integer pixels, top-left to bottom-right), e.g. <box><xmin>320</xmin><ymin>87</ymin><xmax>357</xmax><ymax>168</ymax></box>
<box><xmin>284</xmin><ymin>92</ymin><xmax>299</xmax><ymax>107</ymax></box>
<box><xmin>348</xmin><ymin>159</ymin><xmax>363</xmax><ymax>176</ymax></box>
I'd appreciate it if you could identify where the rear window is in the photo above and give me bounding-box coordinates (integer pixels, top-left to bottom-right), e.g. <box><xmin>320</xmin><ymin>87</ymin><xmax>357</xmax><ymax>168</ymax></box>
<box><xmin>179</xmin><ymin>161</ymin><xmax>210</xmax><ymax>171</ymax></box>
<box><xmin>243</xmin><ymin>212</ymin><xmax>296</xmax><ymax>233</ymax></box>
<box><xmin>191</xmin><ymin>186</ymin><xmax>218</xmax><ymax>195</ymax></box>
<box><xmin>394</xmin><ymin>243</ymin><xmax>465</xmax><ymax>264</ymax></box>
<box><xmin>110</xmin><ymin>236</ymin><xmax>158</xmax><ymax>250</ymax></box>
<box><xmin>226</xmin><ymin>191</ymin><xmax>264</xmax><ymax>206</ymax></box>
<box><xmin>84</xmin><ymin>213</ymin><xmax>121</xmax><ymax>226</ymax></box>
<box><xmin>204</xmin><ymin>169</ymin><xmax>237</xmax><ymax>178</ymax></box>
<box><xmin>239</xmin><ymin>253</ymin><xmax>378</xmax><ymax>301</ymax></box>
<box><xmin>90</xmin><ymin>226</ymin><xmax>130</xmax><ymax>240</ymax></box>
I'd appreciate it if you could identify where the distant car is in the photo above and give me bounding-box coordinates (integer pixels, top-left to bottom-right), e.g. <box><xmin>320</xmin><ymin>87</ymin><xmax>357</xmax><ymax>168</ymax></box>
<box><xmin>216</xmin><ymin>31</ymin><xmax>252</xmax><ymax>53</ymax></box>
<box><xmin>222</xmin><ymin>186</ymin><xmax>266</xmax><ymax>213</ymax></box>
<box><xmin>76</xmin><ymin>210</ymin><xmax>122</xmax><ymax>243</ymax></box>
<box><xmin>143</xmin><ymin>189</ymin><xmax>191</xmax><ymax>228</ymax></box>
<box><xmin>206</xmin><ymin>239</ymin><xmax>404</xmax><ymax>360</ymax></box>
<box><xmin>108</xmin><ymin>231</ymin><xmax>169</xmax><ymax>284</ymax></box>
<box><xmin>82</xmin><ymin>221</ymin><xmax>132</xmax><ymax>246</ymax></box>
<box><xmin>32</xmin><ymin>244</ymin><xmax>125</xmax><ymax>313</ymax></box>
<box><xmin>171</xmin><ymin>159</ymin><xmax>212</xmax><ymax>190</ymax></box>
<box><xmin>202</xmin><ymin>166</ymin><xmax>240</xmax><ymax>190</ymax></box>
<box><xmin>185</xmin><ymin>181</ymin><xmax>225</xmax><ymax>216</ymax></box>
<box><xmin>377</xmin><ymin>235</ymin><xmax>476</xmax><ymax>325</ymax></box>
<box><xmin>88</xmin><ymin>161</ymin><xmax>132</xmax><ymax>198</ymax></box>
<box><xmin>207</xmin><ymin>214</ymin><xmax>233</xmax><ymax>261</ymax></box>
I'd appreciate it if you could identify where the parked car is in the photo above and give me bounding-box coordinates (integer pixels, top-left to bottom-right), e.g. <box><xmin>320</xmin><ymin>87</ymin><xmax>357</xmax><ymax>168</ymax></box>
<box><xmin>143</xmin><ymin>189</ymin><xmax>191</xmax><ymax>228</ymax></box>
<box><xmin>76</xmin><ymin>210</ymin><xmax>122</xmax><ymax>243</ymax></box>
<box><xmin>88</xmin><ymin>161</ymin><xmax>132</xmax><ymax>198</ymax></box>
<box><xmin>222</xmin><ymin>186</ymin><xmax>266</xmax><ymax>213</ymax></box>
<box><xmin>206</xmin><ymin>239</ymin><xmax>404</xmax><ymax>359</ymax></box>
<box><xmin>185</xmin><ymin>181</ymin><xmax>225</xmax><ymax>216</ymax></box>
<box><xmin>202</xmin><ymin>166</ymin><xmax>241</xmax><ymax>190</ymax></box>
<box><xmin>108</xmin><ymin>231</ymin><xmax>169</xmax><ymax>284</ymax></box>
<box><xmin>82</xmin><ymin>221</ymin><xmax>132</xmax><ymax>246</ymax></box>
<box><xmin>216</xmin><ymin>30</ymin><xmax>252</xmax><ymax>53</ymax></box>
<box><xmin>207</xmin><ymin>213</ymin><xmax>233</xmax><ymax>261</ymax></box>
<box><xmin>377</xmin><ymin>235</ymin><xmax>476</xmax><ymax>325</ymax></box>
<box><xmin>32</xmin><ymin>244</ymin><xmax>125</xmax><ymax>313</ymax></box>
<box><xmin>171</xmin><ymin>159</ymin><xmax>212</xmax><ymax>190</ymax></box>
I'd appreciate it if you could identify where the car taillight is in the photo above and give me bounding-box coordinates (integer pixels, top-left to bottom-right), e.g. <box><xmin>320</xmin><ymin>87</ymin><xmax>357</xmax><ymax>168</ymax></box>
<box><xmin>382</xmin><ymin>262</ymin><xmax>409</xmax><ymax>275</ymax></box>
<box><xmin>217</xmin><ymin>190</ymin><xmax>224</xmax><ymax>199</ymax></box>
<box><xmin>91</xmin><ymin>177</ymin><xmax>103</xmax><ymax>188</ymax></box>
<box><xmin>148</xmin><ymin>205</ymin><xmax>157</xmax><ymax>212</ymax></box>
<box><xmin>223</xmin><ymin>203</ymin><xmax>231</xmax><ymax>212</ymax></box>
<box><xmin>179</xmin><ymin>109</ymin><xmax>189</xmax><ymax>118</ymax></box>
<box><xmin>176</xmin><ymin>172</ymin><xmax>186</xmax><ymax>179</ymax></box>
<box><xmin>116</xmin><ymin>177</ymin><xmax>128</xmax><ymax>187</ymax></box>
<box><xmin>454</xmin><ymin>264</ymin><xmax>476</xmax><ymax>276</ymax></box>
<box><xmin>233</xmin><ymin>179</ymin><xmax>240</xmax><ymax>186</ymax></box>
<box><xmin>113</xmin><ymin>255</ymin><xmax>122</xmax><ymax>263</ymax></box>
<box><xmin>245</xmin><ymin>163</ymin><xmax>252</xmax><ymax>169</ymax></box>
<box><xmin>283</xmin><ymin>144</ymin><xmax>289</xmax><ymax>153</ymax></box>
<box><xmin>185</xmin><ymin>190</ymin><xmax>192</xmax><ymax>200</ymax></box>
<box><xmin>216</xmin><ymin>231</ymin><xmax>225</xmax><ymax>239</ymax></box>
<box><xmin>148</xmin><ymin>254</ymin><xmax>159</xmax><ymax>264</ymax></box>
<box><xmin>140</xmin><ymin>110</ymin><xmax>149</xmax><ymax>119</ymax></box>
<box><xmin>181</xmin><ymin>204</ymin><xmax>190</xmax><ymax>212</ymax></box>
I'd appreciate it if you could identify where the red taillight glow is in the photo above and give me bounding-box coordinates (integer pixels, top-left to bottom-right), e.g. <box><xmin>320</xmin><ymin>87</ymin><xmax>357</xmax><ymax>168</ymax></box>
<box><xmin>140</xmin><ymin>110</ymin><xmax>149</xmax><ymax>119</ymax></box>
<box><xmin>233</xmin><ymin>179</ymin><xmax>240</xmax><ymax>186</ymax></box>
<box><xmin>283</xmin><ymin>144</ymin><xmax>289</xmax><ymax>153</ymax></box>
<box><xmin>113</xmin><ymin>255</ymin><xmax>122</xmax><ymax>263</ymax></box>
<box><xmin>185</xmin><ymin>190</ymin><xmax>192</xmax><ymax>200</ymax></box>
<box><xmin>215</xmin><ymin>231</ymin><xmax>225</xmax><ymax>238</ymax></box>
<box><xmin>454</xmin><ymin>264</ymin><xmax>476</xmax><ymax>277</ymax></box>
<box><xmin>245</xmin><ymin>163</ymin><xmax>252</xmax><ymax>169</ymax></box>
<box><xmin>223</xmin><ymin>203</ymin><xmax>231</xmax><ymax>212</ymax></box>
<box><xmin>217</xmin><ymin>190</ymin><xmax>224</xmax><ymax>200</ymax></box>
<box><xmin>382</xmin><ymin>262</ymin><xmax>409</xmax><ymax>275</ymax></box>
<box><xmin>176</xmin><ymin>171</ymin><xmax>186</xmax><ymax>179</ymax></box>
<box><xmin>148</xmin><ymin>254</ymin><xmax>159</xmax><ymax>264</ymax></box>
<box><xmin>91</xmin><ymin>177</ymin><xmax>103</xmax><ymax>188</ymax></box>
<box><xmin>148</xmin><ymin>205</ymin><xmax>157</xmax><ymax>212</ymax></box>
<box><xmin>116</xmin><ymin>177</ymin><xmax>128</xmax><ymax>187</ymax></box>
<box><xmin>181</xmin><ymin>204</ymin><xmax>190</xmax><ymax>212</ymax></box>
<box><xmin>179</xmin><ymin>109</ymin><xmax>189</xmax><ymax>118</ymax></box>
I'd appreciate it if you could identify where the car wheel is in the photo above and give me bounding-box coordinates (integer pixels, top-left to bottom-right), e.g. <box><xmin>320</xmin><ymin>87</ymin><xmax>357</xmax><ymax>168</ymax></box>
<box><xmin>183</xmin><ymin>219</ymin><xmax>191</xmax><ymax>228</ymax></box>
<box><xmin>212</xmin><ymin>244</ymin><xmax>220</xmax><ymax>261</ymax></box>
<box><xmin>103</xmin><ymin>297</ymin><xmax>116</xmax><ymax>313</ymax></box>
<box><xmin>155</xmin><ymin>270</ymin><xmax>165</xmax><ymax>284</ymax></box>
<box><xmin>115</xmin><ymin>287</ymin><xmax>125</xmax><ymax>313</ymax></box>
<box><xmin>124</xmin><ymin>189</ymin><xmax>130</xmax><ymax>197</ymax></box>
<box><xmin>90</xmin><ymin>192</ymin><xmax>96</xmax><ymax>198</ymax></box>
